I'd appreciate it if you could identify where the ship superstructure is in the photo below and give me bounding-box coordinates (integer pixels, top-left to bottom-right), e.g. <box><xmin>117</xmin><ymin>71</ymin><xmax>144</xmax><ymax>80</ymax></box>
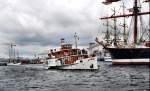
<box><xmin>46</xmin><ymin>37</ymin><xmax>98</xmax><ymax>70</ymax></box>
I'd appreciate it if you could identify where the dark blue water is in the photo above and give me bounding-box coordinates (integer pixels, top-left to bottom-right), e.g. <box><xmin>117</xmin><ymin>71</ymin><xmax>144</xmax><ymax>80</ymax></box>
<box><xmin>0</xmin><ymin>62</ymin><xmax>149</xmax><ymax>91</ymax></box>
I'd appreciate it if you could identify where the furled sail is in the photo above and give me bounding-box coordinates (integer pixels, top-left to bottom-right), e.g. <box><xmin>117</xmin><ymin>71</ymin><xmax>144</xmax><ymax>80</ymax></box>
<box><xmin>102</xmin><ymin>0</ymin><xmax>120</xmax><ymax>5</ymax></box>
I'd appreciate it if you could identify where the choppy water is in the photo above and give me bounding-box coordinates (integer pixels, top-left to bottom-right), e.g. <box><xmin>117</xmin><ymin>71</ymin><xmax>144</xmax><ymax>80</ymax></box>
<box><xmin>0</xmin><ymin>62</ymin><xmax>149</xmax><ymax>91</ymax></box>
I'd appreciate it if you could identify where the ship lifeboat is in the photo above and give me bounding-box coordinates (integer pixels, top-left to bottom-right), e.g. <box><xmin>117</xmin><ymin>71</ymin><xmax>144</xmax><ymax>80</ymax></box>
<box><xmin>145</xmin><ymin>41</ymin><xmax>150</xmax><ymax>47</ymax></box>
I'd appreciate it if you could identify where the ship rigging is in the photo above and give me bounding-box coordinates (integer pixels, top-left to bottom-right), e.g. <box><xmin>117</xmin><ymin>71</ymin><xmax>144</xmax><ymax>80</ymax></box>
<box><xmin>96</xmin><ymin>0</ymin><xmax>150</xmax><ymax>60</ymax></box>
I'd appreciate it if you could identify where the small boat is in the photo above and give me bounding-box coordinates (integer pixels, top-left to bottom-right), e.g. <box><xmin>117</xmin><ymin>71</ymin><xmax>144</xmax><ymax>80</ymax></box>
<box><xmin>7</xmin><ymin>62</ymin><xmax>21</xmax><ymax>66</ymax></box>
<box><xmin>45</xmin><ymin>38</ymin><xmax>98</xmax><ymax>70</ymax></box>
<box><xmin>0</xmin><ymin>62</ymin><xmax>7</xmax><ymax>66</ymax></box>
<box><xmin>104</xmin><ymin>56</ymin><xmax>112</xmax><ymax>62</ymax></box>
<box><xmin>97</xmin><ymin>51</ymin><xmax>112</xmax><ymax>62</ymax></box>
<box><xmin>46</xmin><ymin>57</ymin><xmax>98</xmax><ymax>70</ymax></box>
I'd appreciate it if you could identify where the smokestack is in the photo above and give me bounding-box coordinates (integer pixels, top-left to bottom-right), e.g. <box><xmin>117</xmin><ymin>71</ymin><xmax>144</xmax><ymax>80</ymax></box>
<box><xmin>61</xmin><ymin>38</ymin><xmax>65</xmax><ymax>45</ymax></box>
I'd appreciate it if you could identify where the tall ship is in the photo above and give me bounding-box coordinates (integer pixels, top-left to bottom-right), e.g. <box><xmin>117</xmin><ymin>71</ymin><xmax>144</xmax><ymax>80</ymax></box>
<box><xmin>96</xmin><ymin>0</ymin><xmax>150</xmax><ymax>64</ymax></box>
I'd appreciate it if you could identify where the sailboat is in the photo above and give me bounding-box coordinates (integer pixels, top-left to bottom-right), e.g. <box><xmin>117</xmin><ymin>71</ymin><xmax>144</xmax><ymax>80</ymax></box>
<box><xmin>96</xmin><ymin>0</ymin><xmax>150</xmax><ymax>64</ymax></box>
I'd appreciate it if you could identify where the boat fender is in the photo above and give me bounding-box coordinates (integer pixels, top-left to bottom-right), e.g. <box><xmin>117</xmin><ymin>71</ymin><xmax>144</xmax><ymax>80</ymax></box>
<box><xmin>80</xmin><ymin>60</ymin><xmax>83</xmax><ymax>63</ymax></box>
<box><xmin>90</xmin><ymin>64</ymin><xmax>94</xmax><ymax>69</ymax></box>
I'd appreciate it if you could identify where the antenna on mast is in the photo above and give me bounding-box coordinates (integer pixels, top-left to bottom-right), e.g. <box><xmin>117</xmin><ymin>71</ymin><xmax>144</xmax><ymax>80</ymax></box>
<box><xmin>74</xmin><ymin>32</ymin><xmax>79</xmax><ymax>49</ymax></box>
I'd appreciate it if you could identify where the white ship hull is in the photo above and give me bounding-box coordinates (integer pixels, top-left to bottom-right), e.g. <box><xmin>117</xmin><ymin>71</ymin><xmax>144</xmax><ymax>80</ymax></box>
<box><xmin>7</xmin><ymin>63</ymin><xmax>21</xmax><ymax>66</ymax></box>
<box><xmin>45</xmin><ymin>57</ymin><xmax>98</xmax><ymax>70</ymax></box>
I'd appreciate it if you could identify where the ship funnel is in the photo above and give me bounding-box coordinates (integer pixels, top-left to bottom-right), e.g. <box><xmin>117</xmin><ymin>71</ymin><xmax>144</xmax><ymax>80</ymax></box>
<box><xmin>89</xmin><ymin>43</ymin><xmax>95</xmax><ymax>48</ymax></box>
<box><xmin>61</xmin><ymin>38</ymin><xmax>65</xmax><ymax>45</ymax></box>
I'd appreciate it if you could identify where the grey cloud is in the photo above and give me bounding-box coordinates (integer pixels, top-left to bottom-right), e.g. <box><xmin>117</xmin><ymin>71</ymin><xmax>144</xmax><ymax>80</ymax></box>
<box><xmin>0</xmin><ymin>0</ymin><xmax>103</xmax><ymax>57</ymax></box>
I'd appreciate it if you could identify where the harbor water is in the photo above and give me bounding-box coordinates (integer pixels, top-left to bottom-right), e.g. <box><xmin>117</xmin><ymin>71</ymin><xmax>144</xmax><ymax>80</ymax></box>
<box><xmin>0</xmin><ymin>62</ymin><xmax>149</xmax><ymax>91</ymax></box>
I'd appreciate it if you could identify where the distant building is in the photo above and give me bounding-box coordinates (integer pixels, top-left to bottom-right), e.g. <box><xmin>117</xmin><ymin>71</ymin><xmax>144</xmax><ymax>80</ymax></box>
<box><xmin>87</xmin><ymin>42</ymin><xmax>103</xmax><ymax>56</ymax></box>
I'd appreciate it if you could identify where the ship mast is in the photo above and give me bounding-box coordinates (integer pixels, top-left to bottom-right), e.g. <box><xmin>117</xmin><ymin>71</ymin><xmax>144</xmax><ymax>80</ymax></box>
<box><xmin>113</xmin><ymin>8</ymin><xmax>117</xmax><ymax>46</ymax></box>
<box><xmin>122</xmin><ymin>2</ymin><xmax>127</xmax><ymax>45</ymax></box>
<box><xmin>144</xmin><ymin>0</ymin><xmax>150</xmax><ymax>41</ymax></box>
<box><xmin>10</xmin><ymin>43</ymin><xmax>16</xmax><ymax>63</ymax></box>
<box><xmin>106</xmin><ymin>18</ymin><xmax>110</xmax><ymax>43</ymax></box>
<box><xmin>133</xmin><ymin>0</ymin><xmax>138</xmax><ymax>44</ymax></box>
<box><xmin>100</xmin><ymin>0</ymin><xmax>150</xmax><ymax>46</ymax></box>
<box><xmin>103</xmin><ymin>16</ymin><xmax>110</xmax><ymax>43</ymax></box>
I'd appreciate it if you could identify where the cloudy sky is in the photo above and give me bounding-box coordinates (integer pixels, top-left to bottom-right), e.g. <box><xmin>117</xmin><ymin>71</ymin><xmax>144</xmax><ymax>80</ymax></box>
<box><xmin>0</xmin><ymin>0</ymin><xmax>149</xmax><ymax>58</ymax></box>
